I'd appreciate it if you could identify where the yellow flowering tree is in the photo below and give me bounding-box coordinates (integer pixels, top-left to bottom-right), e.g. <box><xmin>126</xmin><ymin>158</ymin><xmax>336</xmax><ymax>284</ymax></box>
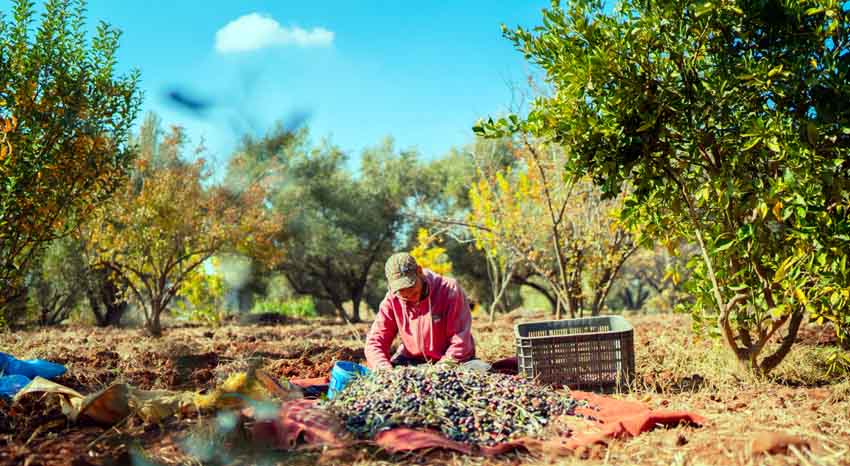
<box><xmin>410</xmin><ymin>228</ymin><xmax>453</xmax><ymax>276</ymax></box>
<box><xmin>468</xmin><ymin>138</ymin><xmax>637</xmax><ymax>319</ymax></box>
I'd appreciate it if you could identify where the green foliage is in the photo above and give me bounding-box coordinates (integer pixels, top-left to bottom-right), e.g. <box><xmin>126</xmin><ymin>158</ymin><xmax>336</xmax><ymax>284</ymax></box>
<box><xmin>0</xmin><ymin>0</ymin><xmax>141</xmax><ymax>313</ymax></box>
<box><xmin>251</xmin><ymin>296</ymin><xmax>317</xmax><ymax>319</ymax></box>
<box><xmin>468</xmin><ymin>137</ymin><xmax>636</xmax><ymax>319</ymax></box>
<box><xmin>230</xmin><ymin>127</ymin><xmax>426</xmax><ymax>323</ymax></box>
<box><xmin>86</xmin><ymin>116</ymin><xmax>282</xmax><ymax>336</ymax></box>
<box><xmin>481</xmin><ymin>0</ymin><xmax>850</xmax><ymax>374</ymax></box>
<box><xmin>173</xmin><ymin>258</ymin><xmax>228</xmax><ymax>326</ymax></box>
<box><xmin>26</xmin><ymin>237</ymin><xmax>86</xmax><ymax>325</ymax></box>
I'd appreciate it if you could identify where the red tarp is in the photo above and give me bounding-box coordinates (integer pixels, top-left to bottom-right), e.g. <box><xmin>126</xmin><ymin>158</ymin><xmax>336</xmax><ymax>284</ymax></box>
<box><xmin>252</xmin><ymin>359</ymin><xmax>706</xmax><ymax>457</ymax></box>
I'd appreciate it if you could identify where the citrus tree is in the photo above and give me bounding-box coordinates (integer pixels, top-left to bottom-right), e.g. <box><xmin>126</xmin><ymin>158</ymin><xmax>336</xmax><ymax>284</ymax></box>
<box><xmin>479</xmin><ymin>0</ymin><xmax>850</xmax><ymax>373</ymax></box>
<box><xmin>0</xmin><ymin>0</ymin><xmax>141</xmax><ymax>313</ymax></box>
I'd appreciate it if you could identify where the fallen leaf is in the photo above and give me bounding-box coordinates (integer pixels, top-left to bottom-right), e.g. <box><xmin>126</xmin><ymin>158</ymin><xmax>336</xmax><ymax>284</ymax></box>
<box><xmin>750</xmin><ymin>432</ymin><xmax>810</xmax><ymax>455</ymax></box>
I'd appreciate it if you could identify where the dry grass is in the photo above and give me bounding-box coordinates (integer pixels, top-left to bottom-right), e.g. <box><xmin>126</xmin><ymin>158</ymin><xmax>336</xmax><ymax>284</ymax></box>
<box><xmin>472</xmin><ymin>312</ymin><xmax>850</xmax><ymax>466</ymax></box>
<box><xmin>2</xmin><ymin>312</ymin><xmax>849</xmax><ymax>465</ymax></box>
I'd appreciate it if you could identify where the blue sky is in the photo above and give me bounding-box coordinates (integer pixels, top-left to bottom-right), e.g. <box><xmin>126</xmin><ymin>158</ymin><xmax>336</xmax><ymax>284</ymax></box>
<box><xmin>8</xmin><ymin>1</ymin><xmax>550</xmax><ymax>166</ymax></box>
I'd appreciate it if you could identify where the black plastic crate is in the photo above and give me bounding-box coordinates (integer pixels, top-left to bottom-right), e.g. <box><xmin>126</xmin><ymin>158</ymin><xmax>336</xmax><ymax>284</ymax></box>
<box><xmin>515</xmin><ymin>316</ymin><xmax>635</xmax><ymax>392</ymax></box>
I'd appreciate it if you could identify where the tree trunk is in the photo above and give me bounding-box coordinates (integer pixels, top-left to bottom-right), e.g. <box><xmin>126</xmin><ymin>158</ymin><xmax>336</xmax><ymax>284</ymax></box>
<box><xmin>331</xmin><ymin>297</ymin><xmax>350</xmax><ymax>322</ymax></box>
<box><xmin>351</xmin><ymin>297</ymin><xmax>362</xmax><ymax>323</ymax></box>
<box><xmin>147</xmin><ymin>302</ymin><xmax>164</xmax><ymax>337</ymax></box>
<box><xmin>102</xmin><ymin>300</ymin><xmax>127</xmax><ymax>326</ymax></box>
<box><xmin>488</xmin><ymin>260</ymin><xmax>515</xmax><ymax>324</ymax></box>
<box><xmin>87</xmin><ymin>269</ymin><xmax>128</xmax><ymax>327</ymax></box>
<box><xmin>758</xmin><ymin>309</ymin><xmax>805</xmax><ymax>375</ymax></box>
<box><xmin>514</xmin><ymin>277</ymin><xmax>558</xmax><ymax>312</ymax></box>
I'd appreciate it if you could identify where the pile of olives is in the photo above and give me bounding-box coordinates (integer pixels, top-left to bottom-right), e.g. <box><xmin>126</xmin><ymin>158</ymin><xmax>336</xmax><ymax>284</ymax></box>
<box><xmin>323</xmin><ymin>365</ymin><xmax>586</xmax><ymax>446</ymax></box>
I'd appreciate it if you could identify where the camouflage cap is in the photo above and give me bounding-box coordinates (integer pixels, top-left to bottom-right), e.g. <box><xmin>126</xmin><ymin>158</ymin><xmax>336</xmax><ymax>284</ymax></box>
<box><xmin>385</xmin><ymin>252</ymin><xmax>419</xmax><ymax>293</ymax></box>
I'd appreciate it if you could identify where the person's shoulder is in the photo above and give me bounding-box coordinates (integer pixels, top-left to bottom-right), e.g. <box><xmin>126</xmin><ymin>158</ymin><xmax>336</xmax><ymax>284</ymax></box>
<box><xmin>379</xmin><ymin>291</ymin><xmax>399</xmax><ymax>311</ymax></box>
<box><xmin>425</xmin><ymin>269</ymin><xmax>462</xmax><ymax>294</ymax></box>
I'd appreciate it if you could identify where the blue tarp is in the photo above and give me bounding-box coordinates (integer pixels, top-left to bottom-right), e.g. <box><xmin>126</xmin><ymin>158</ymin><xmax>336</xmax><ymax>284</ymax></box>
<box><xmin>0</xmin><ymin>352</ymin><xmax>67</xmax><ymax>398</ymax></box>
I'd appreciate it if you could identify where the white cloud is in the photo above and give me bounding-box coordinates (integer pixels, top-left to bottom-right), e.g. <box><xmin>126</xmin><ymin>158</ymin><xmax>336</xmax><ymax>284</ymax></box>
<box><xmin>215</xmin><ymin>13</ymin><xmax>334</xmax><ymax>53</ymax></box>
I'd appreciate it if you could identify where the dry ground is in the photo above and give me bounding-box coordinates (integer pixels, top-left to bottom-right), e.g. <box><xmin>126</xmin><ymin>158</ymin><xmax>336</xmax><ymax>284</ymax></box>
<box><xmin>1</xmin><ymin>311</ymin><xmax>848</xmax><ymax>466</ymax></box>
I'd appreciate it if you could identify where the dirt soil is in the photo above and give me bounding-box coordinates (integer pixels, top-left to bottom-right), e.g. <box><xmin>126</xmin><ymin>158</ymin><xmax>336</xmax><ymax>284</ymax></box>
<box><xmin>1</xmin><ymin>314</ymin><xmax>848</xmax><ymax>466</ymax></box>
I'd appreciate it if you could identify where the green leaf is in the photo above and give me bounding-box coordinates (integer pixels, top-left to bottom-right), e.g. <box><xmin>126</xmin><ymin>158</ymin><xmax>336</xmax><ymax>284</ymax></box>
<box><xmin>766</xmin><ymin>139</ymin><xmax>781</xmax><ymax>153</ymax></box>
<box><xmin>769</xmin><ymin>304</ymin><xmax>788</xmax><ymax>319</ymax></box>
<box><xmin>636</xmin><ymin>119</ymin><xmax>655</xmax><ymax>132</ymax></box>
<box><xmin>742</xmin><ymin>136</ymin><xmax>761</xmax><ymax>151</ymax></box>
<box><xmin>755</xmin><ymin>201</ymin><xmax>768</xmax><ymax>220</ymax></box>
<box><xmin>695</xmin><ymin>2</ymin><xmax>716</xmax><ymax>17</ymax></box>
<box><xmin>805</xmin><ymin>7</ymin><xmax>825</xmax><ymax>16</ymax></box>
<box><xmin>782</xmin><ymin>205</ymin><xmax>794</xmax><ymax>221</ymax></box>
<box><xmin>783</xmin><ymin>169</ymin><xmax>795</xmax><ymax>185</ymax></box>
<box><xmin>736</xmin><ymin>224</ymin><xmax>754</xmax><ymax>241</ymax></box>
<box><xmin>806</xmin><ymin>122</ymin><xmax>818</xmax><ymax>146</ymax></box>
<box><xmin>774</xmin><ymin>255</ymin><xmax>796</xmax><ymax>283</ymax></box>
<box><xmin>712</xmin><ymin>237</ymin><xmax>735</xmax><ymax>254</ymax></box>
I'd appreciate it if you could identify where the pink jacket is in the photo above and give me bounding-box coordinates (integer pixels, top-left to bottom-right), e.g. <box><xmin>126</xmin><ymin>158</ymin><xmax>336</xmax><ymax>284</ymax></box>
<box><xmin>364</xmin><ymin>269</ymin><xmax>475</xmax><ymax>369</ymax></box>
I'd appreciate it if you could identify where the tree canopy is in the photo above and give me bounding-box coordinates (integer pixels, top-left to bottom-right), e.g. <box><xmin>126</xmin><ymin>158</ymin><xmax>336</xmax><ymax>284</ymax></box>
<box><xmin>468</xmin><ymin>137</ymin><xmax>636</xmax><ymax>319</ymax></box>
<box><xmin>271</xmin><ymin>135</ymin><xmax>425</xmax><ymax>322</ymax></box>
<box><xmin>479</xmin><ymin>0</ymin><xmax>850</xmax><ymax>373</ymax></box>
<box><xmin>0</xmin><ymin>0</ymin><xmax>141</xmax><ymax>312</ymax></box>
<box><xmin>86</xmin><ymin>118</ymin><xmax>281</xmax><ymax>336</ymax></box>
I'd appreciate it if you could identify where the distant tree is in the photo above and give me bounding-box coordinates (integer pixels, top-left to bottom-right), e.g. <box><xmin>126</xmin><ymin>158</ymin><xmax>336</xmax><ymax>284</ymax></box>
<box><xmin>481</xmin><ymin>0</ymin><xmax>850</xmax><ymax>373</ymax></box>
<box><xmin>82</xmin><ymin>264</ymin><xmax>129</xmax><ymax>327</ymax></box>
<box><xmin>468</xmin><ymin>137</ymin><xmax>636</xmax><ymax>319</ymax></box>
<box><xmin>0</xmin><ymin>0</ymin><xmax>141</xmax><ymax>315</ymax></box>
<box><xmin>86</xmin><ymin>121</ymin><xmax>281</xmax><ymax>336</ymax></box>
<box><xmin>608</xmin><ymin>242</ymin><xmax>695</xmax><ymax>312</ymax></box>
<box><xmin>274</xmin><ymin>137</ymin><xmax>423</xmax><ymax>323</ymax></box>
<box><xmin>26</xmin><ymin>238</ymin><xmax>84</xmax><ymax>326</ymax></box>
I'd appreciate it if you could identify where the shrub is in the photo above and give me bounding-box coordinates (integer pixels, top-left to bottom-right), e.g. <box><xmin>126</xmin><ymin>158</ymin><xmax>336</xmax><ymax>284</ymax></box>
<box><xmin>251</xmin><ymin>297</ymin><xmax>317</xmax><ymax>319</ymax></box>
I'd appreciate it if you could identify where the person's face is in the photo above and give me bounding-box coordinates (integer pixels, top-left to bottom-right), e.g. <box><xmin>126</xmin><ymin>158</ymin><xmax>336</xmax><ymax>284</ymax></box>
<box><xmin>396</xmin><ymin>270</ymin><xmax>423</xmax><ymax>302</ymax></box>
